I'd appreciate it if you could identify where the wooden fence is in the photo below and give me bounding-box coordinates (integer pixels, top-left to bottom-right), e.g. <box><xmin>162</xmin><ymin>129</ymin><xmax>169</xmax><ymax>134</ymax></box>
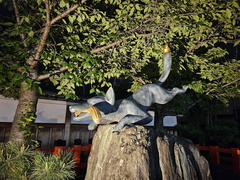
<box><xmin>195</xmin><ymin>144</ymin><xmax>240</xmax><ymax>176</ymax></box>
<box><xmin>36</xmin><ymin>143</ymin><xmax>92</xmax><ymax>174</ymax></box>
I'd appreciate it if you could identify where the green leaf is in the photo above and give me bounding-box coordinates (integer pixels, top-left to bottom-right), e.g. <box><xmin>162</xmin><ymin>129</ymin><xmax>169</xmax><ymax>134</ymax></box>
<box><xmin>135</xmin><ymin>4</ymin><xmax>141</xmax><ymax>10</ymax></box>
<box><xmin>65</xmin><ymin>94</ymin><xmax>72</xmax><ymax>99</ymax></box>
<box><xmin>59</xmin><ymin>0</ymin><xmax>65</xmax><ymax>7</ymax></box>
<box><xmin>233</xmin><ymin>40</ymin><xmax>240</xmax><ymax>46</ymax></box>
<box><xmin>129</xmin><ymin>7</ymin><xmax>135</xmax><ymax>16</ymax></box>
<box><xmin>66</xmin><ymin>26</ymin><xmax>72</xmax><ymax>33</ymax></box>
<box><xmin>25</xmin><ymin>17</ymin><xmax>30</xmax><ymax>23</ymax></box>
<box><xmin>2</xmin><ymin>22</ymin><xmax>14</xmax><ymax>26</ymax></box>
<box><xmin>25</xmin><ymin>78</ymin><xmax>33</xmax><ymax>84</ymax></box>
<box><xmin>90</xmin><ymin>88</ymin><xmax>95</xmax><ymax>94</ymax></box>
<box><xmin>28</xmin><ymin>31</ymin><xmax>34</xmax><ymax>37</ymax></box>
<box><xmin>68</xmin><ymin>15</ymin><xmax>76</xmax><ymax>24</ymax></box>
<box><xmin>23</xmin><ymin>84</ymin><xmax>30</xmax><ymax>90</ymax></box>
<box><xmin>77</xmin><ymin>15</ymin><xmax>83</xmax><ymax>23</ymax></box>
<box><xmin>233</xmin><ymin>1</ymin><xmax>239</xmax><ymax>8</ymax></box>
<box><xmin>10</xmin><ymin>64</ymin><xmax>20</xmax><ymax>70</ymax></box>
<box><xmin>90</xmin><ymin>16</ymin><xmax>95</xmax><ymax>22</ymax></box>
<box><xmin>37</xmin><ymin>0</ymin><xmax>43</xmax><ymax>5</ymax></box>
<box><xmin>226</xmin><ymin>9</ymin><xmax>232</xmax><ymax>19</ymax></box>
<box><xmin>37</xmin><ymin>86</ymin><xmax>42</xmax><ymax>94</ymax></box>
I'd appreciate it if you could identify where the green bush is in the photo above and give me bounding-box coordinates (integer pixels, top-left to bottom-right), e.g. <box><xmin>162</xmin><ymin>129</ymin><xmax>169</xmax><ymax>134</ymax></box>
<box><xmin>174</xmin><ymin>124</ymin><xmax>206</xmax><ymax>144</ymax></box>
<box><xmin>205</xmin><ymin>120</ymin><xmax>240</xmax><ymax>148</ymax></box>
<box><xmin>174</xmin><ymin>120</ymin><xmax>240</xmax><ymax>148</ymax></box>
<box><xmin>0</xmin><ymin>142</ymin><xmax>33</xmax><ymax>179</ymax></box>
<box><xmin>0</xmin><ymin>142</ymin><xmax>76</xmax><ymax>180</ymax></box>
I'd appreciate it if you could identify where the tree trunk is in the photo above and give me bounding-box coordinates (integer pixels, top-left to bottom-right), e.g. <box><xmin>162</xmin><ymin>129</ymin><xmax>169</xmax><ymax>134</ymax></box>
<box><xmin>85</xmin><ymin>125</ymin><xmax>211</xmax><ymax>180</ymax></box>
<box><xmin>9</xmin><ymin>82</ymin><xmax>38</xmax><ymax>143</ymax></box>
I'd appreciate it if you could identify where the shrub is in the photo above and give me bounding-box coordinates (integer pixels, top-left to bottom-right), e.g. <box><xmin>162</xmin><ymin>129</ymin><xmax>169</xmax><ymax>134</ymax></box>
<box><xmin>174</xmin><ymin>124</ymin><xmax>206</xmax><ymax>144</ymax></box>
<box><xmin>205</xmin><ymin>120</ymin><xmax>240</xmax><ymax>148</ymax></box>
<box><xmin>30</xmin><ymin>150</ymin><xmax>76</xmax><ymax>180</ymax></box>
<box><xmin>0</xmin><ymin>142</ymin><xmax>76</xmax><ymax>180</ymax></box>
<box><xmin>174</xmin><ymin>119</ymin><xmax>240</xmax><ymax>148</ymax></box>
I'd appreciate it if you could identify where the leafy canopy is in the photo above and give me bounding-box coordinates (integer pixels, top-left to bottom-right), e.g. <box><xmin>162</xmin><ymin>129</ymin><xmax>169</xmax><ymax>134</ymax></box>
<box><xmin>0</xmin><ymin>0</ymin><xmax>239</xmax><ymax>103</ymax></box>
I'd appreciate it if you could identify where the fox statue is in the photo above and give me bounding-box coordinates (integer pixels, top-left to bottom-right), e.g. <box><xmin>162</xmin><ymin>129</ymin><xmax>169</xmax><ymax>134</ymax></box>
<box><xmin>69</xmin><ymin>45</ymin><xmax>188</xmax><ymax>131</ymax></box>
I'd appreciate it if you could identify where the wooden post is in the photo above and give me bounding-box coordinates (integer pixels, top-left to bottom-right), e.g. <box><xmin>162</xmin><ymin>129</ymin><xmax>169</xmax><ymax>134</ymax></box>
<box><xmin>72</xmin><ymin>145</ymin><xmax>82</xmax><ymax>162</ymax></box>
<box><xmin>154</xmin><ymin>104</ymin><xmax>164</xmax><ymax>131</ymax></box>
<box><xmin>64</xmin><ymin>105</ymin><xmax>71</xmax><ymax>147</ymax></box>
<box><xmin>210</xmin><ymin>146</ymin><xmax>220</xmax><ymax>165</ymax></box>
<box><xmin>53</xmin><ymin>146</ymin><xmax>64</xmax><ymax>155</ymax></box>
<box><xmin>231</xmin><ymin>148</ymin><xmax>240</xmax><ymax>175</ymax></box>
<box><xmin>48</xmin><ymin>128</ymin><xmax>52</xmax><ymax>149</ymax></box>
<box><xmin>72</xmin><ymin>145</ymin><xmax>82</xmax><ymax>174</ymax></box>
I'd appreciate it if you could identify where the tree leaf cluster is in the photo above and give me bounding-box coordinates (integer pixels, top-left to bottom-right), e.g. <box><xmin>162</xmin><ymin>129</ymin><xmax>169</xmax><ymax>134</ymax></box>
<box><xmin>0</xmin><ymin>0</ymin><xmax>239</xmax><ymax>103</ymax></box>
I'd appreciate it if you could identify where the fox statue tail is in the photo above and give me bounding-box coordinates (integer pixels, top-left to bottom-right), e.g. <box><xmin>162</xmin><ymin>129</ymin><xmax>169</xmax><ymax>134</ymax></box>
<box><xmin>156</xmin><ymin>44</ymin><xmax>172</xmax><ymax>86</ymax></box>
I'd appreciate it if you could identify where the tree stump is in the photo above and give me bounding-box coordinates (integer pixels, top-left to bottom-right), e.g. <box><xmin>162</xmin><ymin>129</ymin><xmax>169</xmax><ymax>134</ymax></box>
<box><xmin>85</xmin><ymin>125</ymin><xmax>211</xmax><ymax>180</ymax></box>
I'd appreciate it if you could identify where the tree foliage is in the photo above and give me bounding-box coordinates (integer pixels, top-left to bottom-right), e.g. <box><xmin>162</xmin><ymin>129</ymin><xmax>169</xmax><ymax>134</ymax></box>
<box><xmin>0</xmin><ymin>0</ymin><xmax>239</xmax><ymax>100</ymax></box>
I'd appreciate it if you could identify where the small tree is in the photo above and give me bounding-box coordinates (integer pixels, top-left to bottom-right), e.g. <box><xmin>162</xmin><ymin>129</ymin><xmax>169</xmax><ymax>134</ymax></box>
<box><xmin>0</xmin><ymin>0</ymin><xmax>239</xmax><ymax>143</ymax></box>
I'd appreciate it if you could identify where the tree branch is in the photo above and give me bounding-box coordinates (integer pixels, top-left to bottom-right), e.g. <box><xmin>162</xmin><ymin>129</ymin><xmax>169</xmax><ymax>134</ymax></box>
<box><xmin>37</xmin><ymin>66</ymin><xmax>69</xmax><ymax>81</ymax></box>
<box><xmin>127</xmin><ymin>11</ymin><xmax>200</xmax><ymax>35</ymax></box>
<box><xmin>187</xmin><ymin>77</ymin><xmax>240</xmax><ymax>110</ymax></box>
<box><xmin>205</xmin><ymin>77</ymin><xmax>240</xmax><ymax>95</ymax></box>
<box><xmin>187</xmin><ymin>39</ymin><xmax>240</xmax><ymax>53</ymax></box>
<box><xmin>50</xmin><ymin>4</ymin><xmax>79</xmax><ymax>25</ymax></box>
<box><xmin>32</xmin><ymin>0</ymin><xmax>51</xmax><ymax>63</ymax></box>
<box><xmin>12</xmin><ymin>0</ymin><xmax>28</xmax><ymax>48</ymax></box>
<box><xmin>187</xmin><ymin>98</ymin><xmax>203</xmax><ymax>110</ymax></box>
<box><xmin>131</xmin><ymin>67</ymin><xmax>146</xmax><ymax>85</ymax></box>
<box><xmin>26</xmin><ymin>2</ymin><xmax>82</xmax><ymax>77</ymax></box>
<box><xmin>90</xmin><ymin>30</ymin><xmax>163</xmax><ymax>54</ymax></box>
<box><xmin>91</xmin><ymin>38</ymin><xmax>127</xmax><ymax>54</ymax></box>
<box><xmin>127</xmin><ymin>17</ymin><xmax>156</xmax><ymax>34</ymax></box>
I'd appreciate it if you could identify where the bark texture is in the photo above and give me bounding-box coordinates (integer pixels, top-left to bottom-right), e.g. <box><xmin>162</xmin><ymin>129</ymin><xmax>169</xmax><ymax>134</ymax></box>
<box><xmin>85</xmin><ymin>125</ymin><xmax>211</xmax><ymax>180</ymax></box>
<box><xmin>9</xmin><ymin>83</ymin><xmax>38</xmax><ymax>142</ymax></box>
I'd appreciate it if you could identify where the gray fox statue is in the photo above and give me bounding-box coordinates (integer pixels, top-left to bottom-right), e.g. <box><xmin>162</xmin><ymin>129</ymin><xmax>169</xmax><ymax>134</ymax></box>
<box><xmin>69</xmin><ymin>45</ymin><xmax>188</xmax><ymax>131</ymax></box>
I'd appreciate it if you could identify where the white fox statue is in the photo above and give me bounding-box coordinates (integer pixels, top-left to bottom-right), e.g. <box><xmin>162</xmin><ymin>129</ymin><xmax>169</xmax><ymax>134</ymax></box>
<box><xmin>69</xmin><ymin>45</ymin><xmax>188</xmax><ymax>131</ymax></box>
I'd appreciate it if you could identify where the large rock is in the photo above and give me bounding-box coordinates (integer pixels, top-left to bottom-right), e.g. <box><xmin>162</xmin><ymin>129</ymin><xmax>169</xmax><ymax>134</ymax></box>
<box><xmin>85</xmin><ymin>125</ymin><xmax>211</xmax><ymax>180</ymax></box>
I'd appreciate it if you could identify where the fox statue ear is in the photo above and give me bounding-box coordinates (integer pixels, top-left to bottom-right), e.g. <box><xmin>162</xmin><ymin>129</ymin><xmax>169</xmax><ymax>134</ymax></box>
<box><xmin>104</xmin><ymin>87</ymin><xmax>115</xmax><ymax>106</ymax></box>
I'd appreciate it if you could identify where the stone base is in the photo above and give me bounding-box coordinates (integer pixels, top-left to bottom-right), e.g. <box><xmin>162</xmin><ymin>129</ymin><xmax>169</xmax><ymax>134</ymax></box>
<box><xmin>85</xmin><ymin>125</ymin><xmax>211</xmax><ymax>180</ymax></box>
